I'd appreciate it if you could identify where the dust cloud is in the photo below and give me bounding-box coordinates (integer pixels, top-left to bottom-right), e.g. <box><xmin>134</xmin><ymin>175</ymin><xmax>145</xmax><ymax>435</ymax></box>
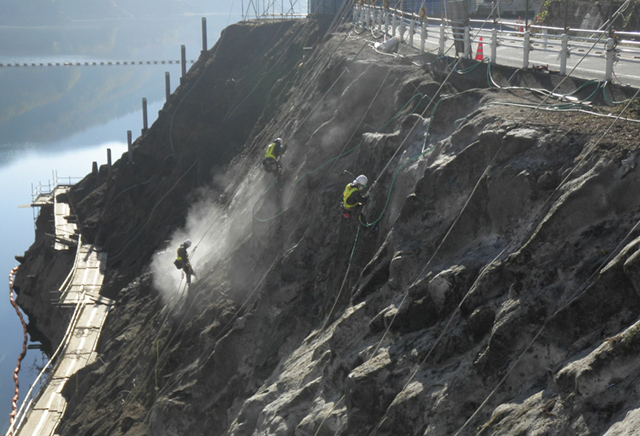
<box><xmin>150</xmin><ymin>165</ymin><xmax>267</xmax><ymax>304</ymax></box>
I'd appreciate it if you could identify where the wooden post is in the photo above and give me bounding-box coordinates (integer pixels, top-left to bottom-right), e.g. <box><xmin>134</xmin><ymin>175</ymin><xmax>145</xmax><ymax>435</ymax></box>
<box><xmin>181</xmin><ymin>45</ymin><xmax>187</xmax><ymax>83</ymax></box>
<box><xmin>142</xmin><ymin>98</ymin><xmax>148</xmax><ymax>134</ymax></box>
<box><xmin>107</xmin><ymin>148</ymin><xmax>112</xmax><ymax>178</ymax></box>
<box><xmin>202</xmin><ymin>17</ymin><xmax>208</xmax><ymax>53</ymax></box>
<box><xmin>165</xmin><ymin>72</ymin><xmax>171</xmax><ymax>102</ymax></box>
<box><xmin>127</xmin><ymin>130</ymin><xmax>133</xmax><ymax>164</ymax></box>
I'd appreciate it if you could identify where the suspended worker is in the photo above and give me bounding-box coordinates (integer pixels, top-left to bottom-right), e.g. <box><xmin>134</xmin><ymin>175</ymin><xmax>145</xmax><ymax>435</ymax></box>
<box><xmin>342</xmin><ymin>174</ymin><xmax>369</xmax><ymax>220</ymax></box>
<box><xmin>174</xmin><ymin>239</ymin><xmax>196</xmax><ymax>285</ymax></box>
<box><xmin>263</xmin><ymin>138</ymin><xmax>287</xmax><ymax>175</ymax></box>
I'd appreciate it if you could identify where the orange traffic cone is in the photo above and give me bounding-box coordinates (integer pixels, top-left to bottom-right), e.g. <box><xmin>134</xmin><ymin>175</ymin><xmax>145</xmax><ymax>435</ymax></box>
<box><xmin>475</xmin><ymin>37</ymin><xmax>484</xmax><ymax>61</ymax></box>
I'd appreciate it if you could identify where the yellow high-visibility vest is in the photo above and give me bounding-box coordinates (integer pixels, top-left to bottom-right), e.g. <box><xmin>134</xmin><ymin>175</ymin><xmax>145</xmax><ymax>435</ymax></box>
<box><xmin>265</xmin><ymin>142</ymin><xmax>277</xmax><ymax>160</ymax></box>
<box><xmin>343</xmin><ymin>183</ymin><xmax>360</xmax><ymax>209</ymax></box>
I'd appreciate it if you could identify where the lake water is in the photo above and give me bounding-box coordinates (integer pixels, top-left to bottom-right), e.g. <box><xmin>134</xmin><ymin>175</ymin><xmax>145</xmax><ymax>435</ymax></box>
<box><xmin>0</xmin><ymin>8</ymin><xmax>242</xmax><ymax>433</ymax></box>
<box><xmin>0</xmin><ymin>104</ymin><xmax>162</xmax><ymax>434</ymax></box>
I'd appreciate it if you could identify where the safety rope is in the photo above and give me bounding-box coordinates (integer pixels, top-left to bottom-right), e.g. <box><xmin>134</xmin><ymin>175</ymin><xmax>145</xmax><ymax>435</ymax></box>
<box><xmin>367</xmin><ymin>60</ymin><xmax>640</xmax><ymax>436</ymax></box>
<box><xmin>350</xmin><ymin>6</ymin><xmax>636</xmax><ymax>436</ymax></box>
<box><xmin>8</xmin><ymin>266</ymin><xmax>27</xmax><ymax>436</ymax></box>
<box><xmin>252</xmin><ymin>144</ymin><xmax>363</xmax><ymax>222</ymax></box>
<box><xmin>253</xmin><ymin>90</ymin><xmax>426</xmax><ymax>224</ymax></box>
<box><xmin>103</xmin><ymin>4</ymin><xmax>637</xmax><ymax>433</ymax></box>
<box><xmin>61</xmin><ymin>2</ymin><xmax>358</xmax><ymax>428</ymax></box>
<box><xmin>452</xmin><ymin>87</ymin><xmax>640</xmax><ymax>435</ymax></box>
<box><xmin>359</xmin><ymin>14</ymin><xmax>636</xmax><ymax>436</ymax></box>
<box><xmin>136</xmin><ymin>7</ymin><xmax>365</xmax><ymax>406</ymax></box>
<box><xmin>322</xmin><ymin>227</ymin><xmax>361</xmax><ymax>330</ymax></box>
<box><xmin>192</xmin><ymin>38</ymin><xmax>367</xmax><ymax>248</ymax></box>
<box><xmin>109</xmin><ymin>159</ymin><xmax>198</xmax><ymax>263</ymax></box>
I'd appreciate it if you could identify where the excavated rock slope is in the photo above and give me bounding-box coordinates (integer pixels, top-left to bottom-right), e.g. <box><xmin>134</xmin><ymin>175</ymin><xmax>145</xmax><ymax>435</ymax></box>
<box><xmin>15</xmin><ymin>18</ymin><xmax>640</xmax><ymax>436</ymax></box>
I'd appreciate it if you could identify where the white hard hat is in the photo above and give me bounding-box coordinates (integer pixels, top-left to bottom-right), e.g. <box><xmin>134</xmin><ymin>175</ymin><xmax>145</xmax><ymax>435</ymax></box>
<box><xmin>274</xmin><ymin>138</ymin><xmax>282</xmax><ymax>145</ymax></box>
<box><xmin>183</xmin><ymin>239</ymin><xmax>192</xmax><ymax>248</ymax></box>
<box><xmin>353</xmin><ymin>175</ymin><xmax>368</xmax><ymax>186</ymax></box>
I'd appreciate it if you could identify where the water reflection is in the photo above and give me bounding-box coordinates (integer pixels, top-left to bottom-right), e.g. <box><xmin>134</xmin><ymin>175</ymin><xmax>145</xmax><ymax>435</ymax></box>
<box><xmin>0</xmin><ymin>134</ymin><xmax>130</xmax><ymax>434</ymax></box>
<box><xmin>0</xmin><ymin>63</ymin><xmax>180</xmax><ymax>154</ymax></box>
<box><xmin>0</xmin><ymin>7</ymin><xmax>242</xmax><ymax>431</ymax></box>
<box><xmin>0</xmin><ymin>13</ymin><xmax>234</xmax><ymax>158</ymax></box>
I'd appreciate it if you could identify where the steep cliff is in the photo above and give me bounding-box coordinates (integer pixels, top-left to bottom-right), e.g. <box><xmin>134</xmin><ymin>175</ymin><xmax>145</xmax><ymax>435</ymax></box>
<box><xmin>14</xmin><ymin>16</ymin><xmax>640</xmax><ymax>436</ymax></box>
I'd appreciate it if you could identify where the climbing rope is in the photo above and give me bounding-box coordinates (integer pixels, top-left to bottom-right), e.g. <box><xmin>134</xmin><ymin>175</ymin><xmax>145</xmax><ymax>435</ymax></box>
<box><xmin>253</xmin><ymin>89</ymin><xmax>427</xmax><ymax>224</ymax></box>
<box><xmin>453</xmin><ymin>87</ymin><xmax>640</xmax><ymax>435</ymax></box>
<box><xmin>353</xmin><ymin>17</ymin><xmax>637</xmax><ymax>436</ymax></box>
<box><xmin>132</xmin><ymin>14</ymin><xmax>367</xmax><ymax>409</ymax></box>
<box><xmin>369</xmin><ymin>64</ymin><xmax>640</xmax><ymax>436</ymax></box>
<box><xmin>8</xmin><ymin>266</ymin><xmax>27</xmax><ymax>436</ymax></box>
<box><xmin>322</xmin><ymin>227</ymin><xmax>361</xmax><ymax>330</ymax></box>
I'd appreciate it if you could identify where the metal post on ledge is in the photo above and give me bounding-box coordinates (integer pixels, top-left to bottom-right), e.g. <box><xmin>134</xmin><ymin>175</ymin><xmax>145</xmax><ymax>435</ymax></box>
<box><xmin>142</xmin><ymin>98</ymin><xmax>148</xmax><ymax>134</ymax></box>
<box><xmin>202</xmin><ymin>17</ymin><xmax>208</xmax><ymax>54</ymax></box>
<box><xmin>384</xmin><ymin>8</ymin><xmax>389</xmax><ymax>35</ymax></box>
<box><xmin>523</xmin><ymin>31</ymin><xmax>531</xmax><ymax>69</ymax></box>
<box><xmin>392</xmin><ymin>10</ymin><xmax>398</xmax><ymax>36</ymax></box>
<box><xmin>560</xmin><ymin>34</ymin><xmax>569</xmax><ymax>75</ymax></box>
<box><xmin>181</xmin><ymin>45</ymin><xmax>187</xmax><ymax>83</ymax></box>
<box><xmin>92</xmin><ymin>162</ymin><xmax>98</xmax><ymax>176</ymax></box>
<box><xmin>127</xmin><ymin>130</ymin><xmax>133</xmax><ymax>164</ymax></box>
<box><xmin>464</xmin><ymin>26</ymin><xmax>471</xmax><ymax>59</ymax></box>
<box><xmin>605</xmin><ymin>37</ymin><xmax>616</xmax><ymax>82</ymax></box>
<box><xmin>492</xmin><ymin>0</ymin><xmax>497</xmax><ymax>63</ymax></box>
<box><xmin>439</xmin><ymin>23</ymin><xmax>445</xmax><ymax>56</ymax></box>
<box><xmin>165</xmin><ymin>72</ymin><xmax>171</xmax><ymax>102</ymax></box>
<box><xmin>409</xmin><ymin>19</ymin><xmax>415</xmax><ymax>47</ymax></box>
<box><xmin>107</xmin><ymin>148</ymin><xmax>112</xmax><ymax>178</ymax></box>
<box><xmin>491</xmin><ymin>27</ymin><xmax>497</xmax><ymax>64</ymax></box>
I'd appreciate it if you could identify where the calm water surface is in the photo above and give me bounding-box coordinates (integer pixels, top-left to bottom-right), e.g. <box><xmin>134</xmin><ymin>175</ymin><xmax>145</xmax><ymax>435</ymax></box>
<box><xmin>0</xmin><ymin>107</ymin><xmax>152</xmax><ymax>433</ymax></box>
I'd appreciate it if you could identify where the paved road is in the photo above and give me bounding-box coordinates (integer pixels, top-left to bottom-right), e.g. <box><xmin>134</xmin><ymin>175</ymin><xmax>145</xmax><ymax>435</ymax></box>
<box><xmin>368</xmin><ymin>19</ymin><xmax>640</xmax><ymax>88</ymax></box>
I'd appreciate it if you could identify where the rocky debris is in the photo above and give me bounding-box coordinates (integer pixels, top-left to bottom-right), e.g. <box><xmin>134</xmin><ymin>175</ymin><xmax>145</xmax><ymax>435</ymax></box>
<box><xmin>15</xmin><ymin>17</ymin><xmax>640</xmax><ymax>436</ymax></box>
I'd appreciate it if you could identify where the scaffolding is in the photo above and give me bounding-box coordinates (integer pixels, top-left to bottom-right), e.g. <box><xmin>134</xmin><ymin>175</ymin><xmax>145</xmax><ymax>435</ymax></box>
<box><xmin>241</xmin><ymin>0</ymin><xmax>310</xmax><ymax>19</ymax></box>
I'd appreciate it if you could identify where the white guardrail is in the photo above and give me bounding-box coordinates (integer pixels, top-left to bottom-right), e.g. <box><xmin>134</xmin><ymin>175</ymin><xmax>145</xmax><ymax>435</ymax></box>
<box><xmin>354</xmin><ymin>4</ymin><xmax>640</xmax><ymax>83</ymax></box>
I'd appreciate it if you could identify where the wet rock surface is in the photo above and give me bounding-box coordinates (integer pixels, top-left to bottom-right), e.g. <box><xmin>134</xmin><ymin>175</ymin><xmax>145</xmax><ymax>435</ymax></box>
<box><xmin>14</xmin><ymin>17</ymin><xmax>640</xmax><ymax>436</ymax></box>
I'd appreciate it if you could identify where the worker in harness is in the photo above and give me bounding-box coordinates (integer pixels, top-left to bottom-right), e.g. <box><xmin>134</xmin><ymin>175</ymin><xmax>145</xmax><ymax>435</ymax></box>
<box><xmin>342</xmin><ymin>174</ymin><xmax>369</xmax><ymax>221</ymax></box>
<box><xmin>262</xmin><ymin>138</ymin><xmax>287</xmax><ymax>175</ymax></box>
<box><xmin>174</xmin><ymin>239</ymin><xmax>196</xmax><ymax>285</ymax></box>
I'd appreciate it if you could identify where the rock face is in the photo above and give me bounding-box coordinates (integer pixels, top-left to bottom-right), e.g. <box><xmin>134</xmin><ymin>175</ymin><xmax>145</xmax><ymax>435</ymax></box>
<box><xmin>14</xmin><ymin>17</ymin><xmax>640</xmax><ymax>436</ymax></box>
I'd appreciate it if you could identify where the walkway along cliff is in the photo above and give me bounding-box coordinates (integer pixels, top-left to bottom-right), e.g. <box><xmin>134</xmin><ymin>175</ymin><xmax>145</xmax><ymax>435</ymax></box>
<box><xmin>12</xmin><ymin>15</ymin><xmax>640</xmax><ymax>436</ymax></box>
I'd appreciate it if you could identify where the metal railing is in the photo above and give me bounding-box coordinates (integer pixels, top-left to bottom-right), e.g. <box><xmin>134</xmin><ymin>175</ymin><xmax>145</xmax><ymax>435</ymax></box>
<box><xmin>6</xmin><ymin>237</ymin><xmax>87</xmax><ymax>436</ymax></box>
<box><xmin>354</xmin><ymin>4</ymin><xmax>640</xmax><ymax>83</ymax></box>
<box><xmin>30</xmin><ymin>174</ymin><xmax>83</xmax><ymax>205</ymax></box>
